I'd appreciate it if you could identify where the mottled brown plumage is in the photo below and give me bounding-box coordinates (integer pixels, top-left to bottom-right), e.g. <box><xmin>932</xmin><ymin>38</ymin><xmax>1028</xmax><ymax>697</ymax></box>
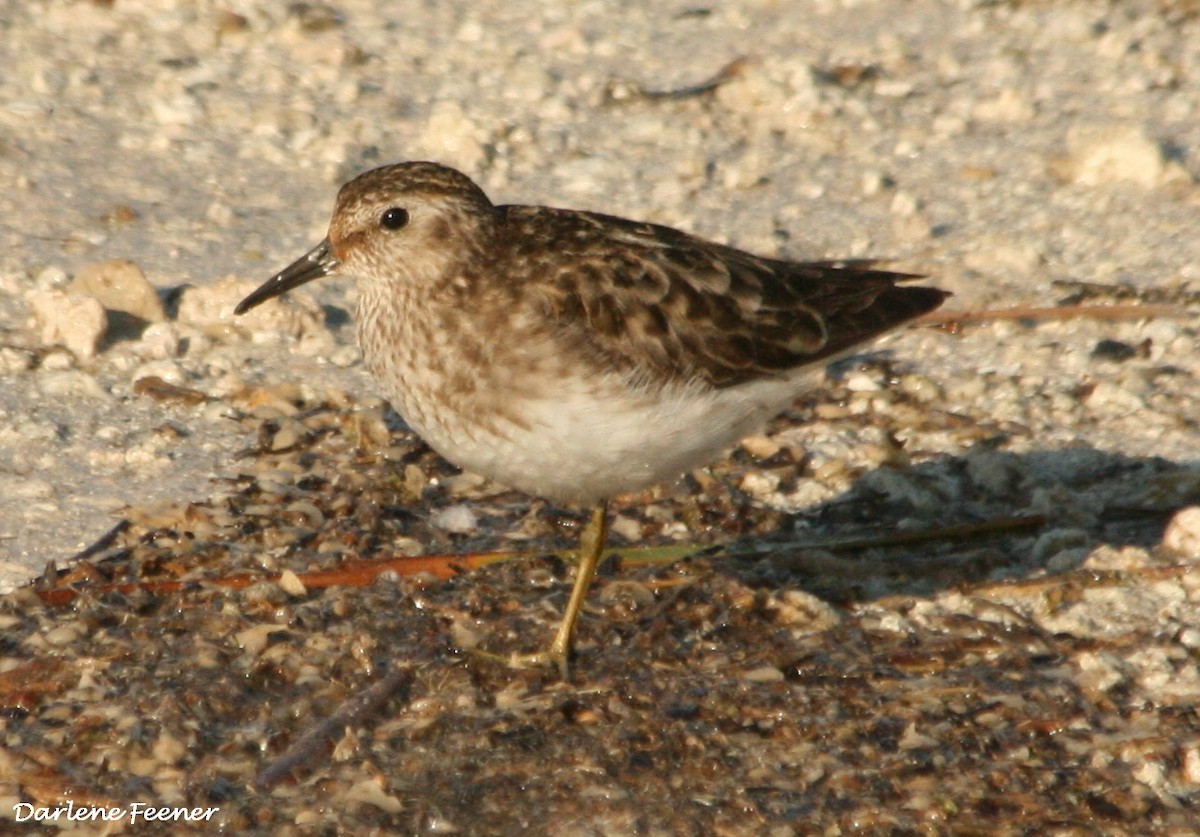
<box><xmin>495</xmin><ymin>205</ymin><xmax>943</xmax><ymax>389</ymax></box>
<box><xmin>236</xmin><ymin>161</ymin><xmax>948</xmax><ymax>674</ymax></box>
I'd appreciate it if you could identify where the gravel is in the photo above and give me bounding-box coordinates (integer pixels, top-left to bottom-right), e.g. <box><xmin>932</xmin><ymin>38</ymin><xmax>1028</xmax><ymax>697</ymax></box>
<box><xmin>1</xmin><ymin>0</ymin><xmax>1199</xmax><ymax>832</ymax></box>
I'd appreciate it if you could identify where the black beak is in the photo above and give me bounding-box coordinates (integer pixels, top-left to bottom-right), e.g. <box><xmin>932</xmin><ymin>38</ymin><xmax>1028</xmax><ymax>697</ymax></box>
<box><xmin>234</xmin><ymin>238</ymin><xmax>339</xmax><ymax>315</ymax></box>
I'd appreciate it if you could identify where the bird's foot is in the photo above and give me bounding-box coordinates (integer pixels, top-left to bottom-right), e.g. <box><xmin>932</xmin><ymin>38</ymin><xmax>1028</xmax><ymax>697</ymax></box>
<box><xmin>462</xmin><ymin>642</ymin><xmax>572</xmax><ymax>680</ymax></box>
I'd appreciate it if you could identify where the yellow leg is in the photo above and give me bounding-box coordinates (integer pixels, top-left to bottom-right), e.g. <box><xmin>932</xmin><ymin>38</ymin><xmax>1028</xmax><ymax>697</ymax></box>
<box><xmin>509</xmin><ymin>499</ymin><xmax>609</xmax><ymax>678</ymax></box>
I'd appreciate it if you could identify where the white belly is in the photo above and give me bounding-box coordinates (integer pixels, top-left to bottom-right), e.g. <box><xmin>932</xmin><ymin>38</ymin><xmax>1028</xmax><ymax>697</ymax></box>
<box><xmin>386</xmin><ymin>368</ymin><xmax>811</xmax><ymax>506</ymax></box>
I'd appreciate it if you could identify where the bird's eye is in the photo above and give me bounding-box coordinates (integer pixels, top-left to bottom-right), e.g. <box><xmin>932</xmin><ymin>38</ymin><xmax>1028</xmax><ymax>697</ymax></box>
<box><xmin>380</xmin><ymin>207</ymin><xmax>409</xmax><ymax>230</ymax></box>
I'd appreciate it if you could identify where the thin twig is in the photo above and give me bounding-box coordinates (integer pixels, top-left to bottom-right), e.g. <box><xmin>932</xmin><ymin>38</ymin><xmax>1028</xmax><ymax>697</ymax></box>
<box><xmin>32</xmin><ymin>549</ymin><xmax>523</xmax><ymax>606</ymax></box>
<box><xmin>66</xmin><ymin>519</ymin><xmax>131</xmax><ymax>563</ymax></box>
<box><xmin>608</xmin><ymin>57</ymin><xmax>749</xmax><ymax>102</ymax></box>
<box><xmin>780</xmin><ymin>514</ymin><xmax>1047</xmax><ymax>553</ymax></box>
<box><xmin>1051</xmin><ymin>278</ymin><xmax>1200</xmax><ymax>306</ymax></box>
<box><xmin>965</xmin><ymin>561</ymin><xmax>1200</xmax><ymax>599</ymax></box>
<box><xmin>640</xmin><ymin>57</ymin><xmax>749</xmax><ymax>99</ymax></box>
<box><xmin>915</xmin><ymin>303</ymin><xmax>1184</xmax><ymax>328</ymax></box>
<box><xmin>35</xmin><ymin>514</ymin><xmax>1051</xmax><ymax>606</ymax></box>
<box><xmin>255</xmin><ymin>663</ymin><xmax>416</xmax><ymax>789</ymax></box>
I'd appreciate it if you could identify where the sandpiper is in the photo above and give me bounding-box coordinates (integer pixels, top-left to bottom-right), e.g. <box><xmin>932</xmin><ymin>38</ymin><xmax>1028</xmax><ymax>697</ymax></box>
<box><xmin>235</xmin><ymin>161</ymin><xmax>948</xmax><ymax>676</ymax></box>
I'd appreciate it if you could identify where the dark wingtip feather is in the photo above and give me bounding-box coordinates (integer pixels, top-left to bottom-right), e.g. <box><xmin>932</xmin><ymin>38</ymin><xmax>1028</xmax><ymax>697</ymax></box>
<box><xmin>808</xmin><ymin>281</ymin><xmax>950</xmax><ymax>365</ymax></box>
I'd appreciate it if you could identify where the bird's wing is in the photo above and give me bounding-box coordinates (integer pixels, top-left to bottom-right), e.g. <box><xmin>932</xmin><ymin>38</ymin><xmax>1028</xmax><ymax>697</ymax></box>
<box><xmin>499</xmin><ymin>206</ymin><xmax>949</xmax><ymax>389</ymax></box>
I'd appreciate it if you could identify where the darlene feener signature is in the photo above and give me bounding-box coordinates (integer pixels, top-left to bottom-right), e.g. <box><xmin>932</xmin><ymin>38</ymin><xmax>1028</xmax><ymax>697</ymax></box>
<box><xmin>13</xmin><ymin>801</ymin><xmax>220</xmax><ymax>825</ymax></box>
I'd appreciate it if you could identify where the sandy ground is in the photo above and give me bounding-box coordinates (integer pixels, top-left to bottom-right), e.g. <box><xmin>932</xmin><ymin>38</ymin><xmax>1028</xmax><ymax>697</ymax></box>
<box><xmin>2</xmin><ymin>0</ymin><xmax>1200</xmax><ymax>833</ymax></box>
<box><xmin>2</xmin><ymin>0</ymin><xmax>1199</xmax><ymax>579</ymax></box>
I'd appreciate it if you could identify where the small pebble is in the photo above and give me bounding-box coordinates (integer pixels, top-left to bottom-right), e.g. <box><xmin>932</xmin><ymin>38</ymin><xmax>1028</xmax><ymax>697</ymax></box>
<box><xmin>26</xmin><ymin>289</ymin><xmax>108</xmax><ymax>360</ymax></box>
<box><xmin>430</xmin><ymin>504</ymin><xmax>478</xmax><ymax>534</ymax></box>
<box><xmin>1162</xmin><ymin>507</ymin><xmax>1200</xmax><ymax>558</ymax></box>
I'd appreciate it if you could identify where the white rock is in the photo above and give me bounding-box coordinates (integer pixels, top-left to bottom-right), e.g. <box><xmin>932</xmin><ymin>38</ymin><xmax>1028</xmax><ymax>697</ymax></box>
<box><xmin>176</xmin><ymin>275</ymin><xmax>326</xmax><ymax>341</ymax></box>
<box><xmin>739</xmin><ymin>470</ymin><xmax>780</xmax><ymax>499</ymax></box>
<box><xmin>1074</xmin><ymin>650</ymin><xmax>1126</xmax><ymax>693</ymax></box>
<box><xmin>430</xmin><ymin>504</ymin><xmax>478</xmax><ymax>534</ymax></box>
<box><xmin>69</xmin><ymin>258</ymin><xmax>166</xmax><ymax>323</ymax></box>
<box><xmin>740</xmin><ymin>665</ymin><xmax>785</xmax><ymax>683</ymax></box>
<box><xmin>608</xmin><ymin>514</ymin><xmax>642</xmax><ymax>543</ymax></box>
<box><xmin>861</xmin><ymin>169</ymin><xmax>890</xmax><ymax>197</ymax></box>
<box><xmin>150</xmin><ymin>91</ymin><xmax>202</xmax><ymax>127</ymax></box>
<box><xmin>897</xmin><ymin>373</ymin><xmax>943</xmax><ymax>402</ymax></box>
<box><xmin>1083</xmin><ymin>545</ymin><xmax>1153</xmax><ymax>572</ymax></box>
<box><xmin>26</xmin><ymin>288</ymin><xmax>108</xmax><ymax>360</ymax></box>
<box><xmin>889</xmin><ymin>190</ymin><xmax>921</xmax><ymax>218</ymax></box>
<box><xmin>844</xmin><ymin>372</ymin><xmax>883</xmax><ymax>393</ymax></box>
<box><xmin>131</xmin><ymin>359</ymin><xmax>186</xmax><ymax>386</ymax></box>
<box><xmin>875</xmin><ymin>79</ymin><xmax>914</xmax><ymax>98</ymax></box>
<box><xmin>769</xmin><ymin>589</ymin><xmax>842</xmax><ymax>631</ymax></box>
<box><xmin>1063</xmin><ymin>124</ymin><xmax>1189</xmax><ymax>188</ymax></box>
<box><xmin>135</xmin><ymin>321</ymin><xmax>182</xmax><ymax>359</ymax></box>
<box><xmin>33</xmin><ymin>265</ymin><xmax>69</xmax><ymax>291</ymax></box>
<box><xmin>0</xmin><ymin>347</ymin><xmax>34</xmax><ymax>373</ymax></box>
<box><xmin>1163</xmin><ymin>507</ymin><xmax>1200</xmax><ymax>558</ymax></box>
<box><xmin>715</xmin><ymin>65</ymin><xmax>788</xmax><ymax>118</ymax></box>
<box><xmin>1182</xmin><ymin>746</ymin><xmax>1200</xmax><ymax>785</ymax></box>
<box><xmin>418</xmin><ymin>100</ymin><xmax>486</xmax><ymax>172</ymax></box>
<box><xmin>1084</xmin><ymin>380</ymin><xmax>1146</xmax><ymax>415</ymax></box>
<box><xmin>328</xmin><ymin>344</ymin><xmax>360</xmax><ymax>367</ymax></box>
<box><xmin>277</xmin><ymin>569</ymin><xmax>308</xmax><ymax>597</ymax></box>
<box><xmin>39</xmin><ymin>349</ymin><xmax>75</xmax><ymax>371</ymax></box>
